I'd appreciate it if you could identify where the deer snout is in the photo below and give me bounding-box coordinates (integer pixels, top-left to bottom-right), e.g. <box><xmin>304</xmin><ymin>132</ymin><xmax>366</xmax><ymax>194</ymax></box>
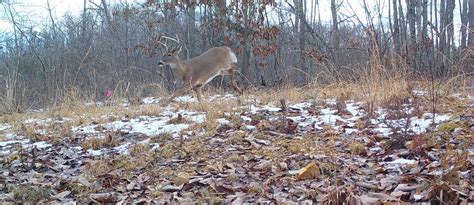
<box><xmin>158</xmin><ymin>61</ymin><xmax>165</xmax><ymax>66</ymax></box>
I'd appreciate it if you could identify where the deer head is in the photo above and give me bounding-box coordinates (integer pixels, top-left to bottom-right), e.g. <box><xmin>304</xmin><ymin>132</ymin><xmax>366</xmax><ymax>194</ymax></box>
<box><xmin>157</xmin><ymin>35</ymin><xmax>182</xmax><ymax>66</ymax></box>
<box><xmin>158</xmin><ymin>45</ymin><xmax>182</xmax><ymax>66</ymax></box>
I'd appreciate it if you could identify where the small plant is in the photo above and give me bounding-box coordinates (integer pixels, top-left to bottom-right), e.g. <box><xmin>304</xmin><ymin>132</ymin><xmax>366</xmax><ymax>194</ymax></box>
<box><xmin>129</xmin><ymin>143</ymin><xmax>150</xmax><ymax>157</ymax></box>
<box><xmin>227</xmin><ymin>154</ymin><xmax>243</xmax><ymax>163</ymax></box>
<box><xmin>13</xmin><ymin>185</ymin><xmax>51</xmax><ymax>202</ymax></box>
<box><xmin>226</xmin><ymin>173</ymin><xmax>240</xmax><ymax>183</ymax></box>
<box><xmin>64</xmin><ymin>182</ymin><xmax>89</xmax><ymax>195</ymax></box>
<box><xmin>84</xmin><ymin>157</ymin><xmax>112</xmax><ymax>176</ymax></box>
<box><xmin>82</xmin><ymin>137</ymin><xmax>107</xmax><ymax>150</ymax></box>
<box><xmin>409</xmin><ymin>135</ymin><xmax>425</xmax><ymax>155</ymax></box>
<box><xmin>351</xmin><ymin>143</ymin><xmax>367</xmax><ymax>156</ymax></box>
<box><xmin>226</xmin><ymin>130</ymin><xmax>246</xmax><ymax>144</ymax></box>
<box><xmin>150</xmin><ymin>132</ymin><xmax>174</xmax><ymax>144</ymax></box>
<box><xmin>438</xmin><ymin>120</ymin><xmax>469</xmax><ymax>133</ymax></box>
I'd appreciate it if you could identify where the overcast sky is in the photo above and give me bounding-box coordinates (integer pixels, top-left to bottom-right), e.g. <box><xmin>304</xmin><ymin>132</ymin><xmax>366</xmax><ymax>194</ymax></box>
<box><xmin>0</xmin><ymin>0</ymin><xmax>461</xmax><ymax>38</ymax></box>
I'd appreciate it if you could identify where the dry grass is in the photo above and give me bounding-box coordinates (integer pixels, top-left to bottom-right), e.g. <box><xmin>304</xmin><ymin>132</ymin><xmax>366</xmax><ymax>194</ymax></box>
<box><xmin>0</xmin><ymin>60</ymin><xmax>470</xmax><ymax>149</ymax></box>
<box><xmin>0</xmin><ymin>79</ymin><xmax>463</xmax><ymax>142</ymax></box>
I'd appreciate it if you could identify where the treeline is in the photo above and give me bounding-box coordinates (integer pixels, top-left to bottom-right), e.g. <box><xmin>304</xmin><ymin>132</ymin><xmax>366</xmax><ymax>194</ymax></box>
<box><xmin>0</xmin><ymin>0</ymin><xmax>472</xmax><ymax>112</ymax></box>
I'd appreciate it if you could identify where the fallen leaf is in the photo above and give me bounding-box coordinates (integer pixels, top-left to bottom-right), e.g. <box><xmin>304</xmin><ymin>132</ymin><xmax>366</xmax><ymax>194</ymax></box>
<box><xmin>254</xmin><ymin>160</ymin><xmax>273</xmax><ymax>171</ymax></box>
<box><xmin>162</xmin><ymin>184</ymin><xmax>183</xmax><ymax>192</ymax></box>
<box><xmin>175</xmin><ymin>172</ymin><xmax>190</xmax><ymax>186</ymax></box>
<box><xmin>367</xmin><ymin>192</ymin><xmax>398</xmax><ymax>202</ymax></box>
<box><xmin>296</xmin><ymin>162</ymin><xmax>321</xmax><ymax>180</ymax></box>
<box><xmin>89</xmin><ymin>192</ymin><xmax>118</xmax><ymax>203</ymax></box>
<box><xmin>126</xmin><ymin>180</ymin><xmax>137</xmax><ymax>191</ymax></box>
<box><xmin>358</xmin><ymin>195</ymin><xmax>380</xmax><ymax>203</ymax></box>
<box><xmin>52</xmin><ymin>191</ymin><xmax>71</xmax><ymax>200</ymax></box>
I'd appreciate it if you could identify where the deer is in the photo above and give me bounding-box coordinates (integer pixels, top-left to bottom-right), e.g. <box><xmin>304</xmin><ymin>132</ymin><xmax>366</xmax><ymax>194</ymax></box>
<box><xmin>157</xmin><ymin>35</ymin><xmax>243</xmax><ymax>106</ymax></box>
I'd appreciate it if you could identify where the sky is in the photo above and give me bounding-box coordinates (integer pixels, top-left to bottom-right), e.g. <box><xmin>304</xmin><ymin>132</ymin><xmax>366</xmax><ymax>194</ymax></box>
<box><xmin>0</xmin><ymin>0</ymin><xmax>462</xmax><ymax>39</ymax></box>
<box><xmin>0</xmin><ymin>0</ymin><xmax>392</xmax><ymax>31</ymax></box>
<box><xmin>0</xmin><ymin>0</ymin><xmax>85</xmax><ymax>31</ymax></box>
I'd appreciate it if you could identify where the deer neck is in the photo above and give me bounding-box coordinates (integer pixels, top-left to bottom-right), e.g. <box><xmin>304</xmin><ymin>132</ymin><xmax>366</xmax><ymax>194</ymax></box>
<box><xmin>169</xmin><ymin>58</ymin><xmax>188</xmax><ymax>80</ymax></box>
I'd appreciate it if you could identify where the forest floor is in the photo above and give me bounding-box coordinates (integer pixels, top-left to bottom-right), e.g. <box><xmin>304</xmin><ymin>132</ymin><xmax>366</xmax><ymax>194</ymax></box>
<box><xmin>0</xmin><ymin>83</ymin><xmax>473</xmax><ymax>204</ymax></box>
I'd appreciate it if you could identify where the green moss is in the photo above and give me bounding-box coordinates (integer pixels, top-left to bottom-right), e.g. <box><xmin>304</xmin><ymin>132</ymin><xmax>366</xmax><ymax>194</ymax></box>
<box><xmin>13</xmin><ymin>185</ymin><xmax>51</xmax><ymax>202</ymax></box>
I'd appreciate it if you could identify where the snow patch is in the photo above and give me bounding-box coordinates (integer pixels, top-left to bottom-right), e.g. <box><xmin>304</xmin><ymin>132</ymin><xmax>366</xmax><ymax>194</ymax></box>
<box><xmin>387</xmin><ymin>158</ymin><xmax>417</xmax><ymax>165</ymax></box>
<box><xmin>217</xmin><ymin>118</ymin><xmax>230</xmax><ymax>125</ymax></box>
<box><xmin>0</xmin><ymin>124</ymin><xmax>11</xmax><ymax>132</ymax></box>
<box><xmin>87</xmin><ymin>149</ymin><xmax>103</xmax><ymax>156</ymax></box>
<box><xmin>175</xmin><ymin>95</ymin><xmax>197</xmax><ymax>103</ymax></box>
<box><xmin>0</xmin><ymin>139</ymin><xmax>30</xmax><ymax>147</ymax></box>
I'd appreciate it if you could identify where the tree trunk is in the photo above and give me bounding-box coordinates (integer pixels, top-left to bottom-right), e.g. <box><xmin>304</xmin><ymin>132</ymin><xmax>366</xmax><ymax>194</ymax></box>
<box><xmin>331</xmin><ymin>0</ymin><xmax>339</xmax><ymax>51</ymax></box>
<box><xmin>468</xmin><ymin>0</ymin><xmax>474</xmax><ymax>72</ymax></box>
<box><xmin>392</xmin><ymin>0</ymin><xmax>401</xmax><ymax>54</ymax></box>
<box><xmin>421</xmin><ymin>0</ymin><xmax>429</xmax><ymax>69</ymax></box>
<box><xmin>295</xmin><ymin>0</ymin><xmax>306</xmax><ymax>81</ymax></box>
<box><xmin>186</xmin><ymin>4</ymin><xmax>196</xmax><ymax>58</ymax></box>
<box><xmin>241</xmin><ymin>3</ymin><xmax>252</xmax><ymax>85</ymax></box>
<box><xmin>469</xmin><ymin>0</ymin><xmax>474</xmax><ymax>47</ymax></box>
<box><xmin>446</xmin><ymin>0</ymin><xmax>455</xmax><ymax>69</ymax></box>
<box><xmin>439</xmin><ymin>0</ymin><xmax>446</xmax><ymax>69</ymax></box>
<box><xmin>407</xmin><ymin>0</ymin><xmax>417</xmax><ymax>68</ymax></box>
<box><xmin>460</xmin><ymin>0</ymin><xmax>468</xmax><ymax>50</ymax></box>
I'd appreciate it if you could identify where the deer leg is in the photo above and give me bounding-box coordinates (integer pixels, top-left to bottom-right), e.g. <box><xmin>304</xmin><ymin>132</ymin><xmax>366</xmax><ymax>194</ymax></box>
<box><xmin>194</xmin><ymin>85</ymin><xmax>203</xmax><ymax>103</ymax></box>
<box><xmin>162</xmin><ymin>85</ymin><xmax>190</xmax><ymax>106</ymax></box>
<box><xmin>230</xmin><ymin>68</ymin><xmax>243</xmax><ymax>95</ymax></box>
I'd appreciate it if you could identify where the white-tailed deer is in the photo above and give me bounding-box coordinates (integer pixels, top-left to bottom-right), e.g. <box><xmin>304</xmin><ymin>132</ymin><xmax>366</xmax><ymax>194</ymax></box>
<box><xmin>157</xmin><ymin>36</ymin><xmax>243</xmax><ymax>106</ymax></box>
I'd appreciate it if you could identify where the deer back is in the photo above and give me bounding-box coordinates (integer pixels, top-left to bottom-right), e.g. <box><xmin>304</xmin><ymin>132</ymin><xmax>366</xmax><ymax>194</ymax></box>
<box><xmin>183</xmin><ymin>46</ymin><xmax>237</xmax><ymax>86</ymax></box>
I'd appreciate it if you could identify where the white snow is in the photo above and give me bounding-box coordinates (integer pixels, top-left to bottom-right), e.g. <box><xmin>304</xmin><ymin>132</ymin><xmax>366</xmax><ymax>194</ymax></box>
<box><xmin>412</xmin><ymin>90</ymin><xmax>427</xmax><ymax>96</ymax></box>
<box><xmin>289</xmin><ymin>102</ymin><xmax>312</xmax><ymax>110</ymax></box>
<box><xmin>387</xmin><ymin>158</ymin><xmax>417</xmax><ymax>165</ymax></box>
<box><xmin>369</xmin><ymin>147</ymin><xmax>382</xmax><ymax>152</ymax></box>
<box><xmin>409</xmin><ymin>113</ymin><xmax>450</xmax><ymax>134</ymax></box>
<box><xmin>30</xmin><ymin>141</ymin><xmax>53</xmax><ymax>149</ymax></box>
<box><xmin>0</xmin><ymin>139</ymin><xmax>30</xmax><ymax>147</ymax></box>
<box><xmin>106</xmin><ymin>117</ymin><xmax>187</xmax><ymax>136</ymax></box>
<box><xmin>113</xmin><ymin>143</ymin><xmax>130</xmax><ymax>154</ymax></box>
<box><xmin>142</xmin><ymin>97</ymin><xmax>160</xmax><ymax>104</ymax></box>
<box><xmin>87</xmin><ymin>149</ymin><xmax>103</xmax><ymax>156</ymax></box>
<box><xmin>207</xmin><ymin>94</ymin><xmax>237</xmax><ymax>101</ymax></box>
<box><xmin>175</xmin><ymin>95</ymin><xmax>196</xmax><ymax>103</ymax></box>
<box><xmin>250</xmin><ymin>104</ymin><xmax>260</xmax><ymax>114</ymax></box>
<box><xmin>0</xmin><ymin>139</ymin><xmax>51</xmax><ymax>152</ymax></box>
<box><xmin>345</xmin><ymin>102</ymin><xmax>362</xmax><ymax>116</ymax></box>
<box><xmin>241</xmin><ymin>116</ymin><xmax>252</xmax><ymax>122</ymax></box>
<box><xmin>374</xmin><ymin>123</ymin><xmax>393</xmax><ymax>136</ymax></box>
<box><xmin>413</xmin><ymin>194</ymin><xmax>423</xmax><ymax>201</ymax></box>
<box><xmin>216</xmin><ymin>118</ymin><xmax>231</xmax><ymax>125</ymax></box>
<box><xmin>188</xmin><ymin>114</ymin><xmax>206</xmax><ymax>123</ymax></box>
<box><xmin>0</xmin><ymin>124</ymin><xmax>11</xmax><ymax>132</ymax></box>
<box><xmin>23</xmin><ymin>117</ymin><xmax>70</xmax><ymax>125</ymax></box>
<box><xmin>345</xmin><ymin>128</ymin><xmax>358</xmax><ymax>134</ymax></box>
<box><xmin>319</xmin><ymin>114</ymin><xmax>344</xmax><ymax>125</ymax></box>
<box><xmin>245</xmin><ymin>125</ymin><xmax>257</xmax><ymax>130</ymax></box>
<box><xmin>261</xmin><ymin>105</ymin><xmax>282</xmax><ymax>112</ymax></box>
<box><xmin>73</xmin><ymin>110</ymin><xmax>206</xmax><ymax>139</ymax></box>
<box><xmin>325</xmin><ymin>99</ymin><xmax>337</xmax><ymax>105</ymax></box>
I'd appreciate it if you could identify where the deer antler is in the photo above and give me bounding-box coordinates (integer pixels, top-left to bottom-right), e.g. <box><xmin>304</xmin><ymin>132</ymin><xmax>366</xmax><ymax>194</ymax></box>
<box><xmin>157</xmin><ymin>35</ymin><xmax>169</xmax><ymax>50</ymax></box>
<box><xmin>160</xmin><ymin>34</ymin><xmax>180</xmax><ymax>50</ymax></box>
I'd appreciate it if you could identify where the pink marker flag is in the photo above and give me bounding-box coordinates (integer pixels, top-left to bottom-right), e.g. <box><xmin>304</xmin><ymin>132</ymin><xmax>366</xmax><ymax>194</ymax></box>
<box><xmin>105</xmin><ymin>89</ymin><xmax>112</xmax><ymax>98</ymax></box>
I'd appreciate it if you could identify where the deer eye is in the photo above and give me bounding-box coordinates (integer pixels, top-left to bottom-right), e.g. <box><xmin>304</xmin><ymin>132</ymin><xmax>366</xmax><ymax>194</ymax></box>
<box><xmin>167</xmin><ymin>54</ymin><xmax>172</xmax><ymax>56</ymax></box>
